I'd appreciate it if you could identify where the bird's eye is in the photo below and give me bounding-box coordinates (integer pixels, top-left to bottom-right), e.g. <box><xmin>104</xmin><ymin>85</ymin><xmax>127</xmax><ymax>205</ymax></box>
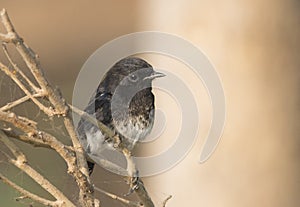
<box><xmin>128</xmin><ymin>74</ymin><xmax>138</xmax><ymax>82</ymax></box>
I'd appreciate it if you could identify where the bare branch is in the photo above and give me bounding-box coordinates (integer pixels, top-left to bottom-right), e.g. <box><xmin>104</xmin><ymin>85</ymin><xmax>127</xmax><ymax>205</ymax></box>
<box><xmin>0</xmin><ymin>130</ymin><xmax>26</xmax><ymax>162</ymax></box>
<box><xmin>71</xmin><ymin>101</ymin><xmax>156</xmax><ymax>207</ymax></box>
<box><xmin>0</xmin><ymin>62</ymin><xmax>55</xmax><ymax>115</ymax></box>
<box><xmin>0</xmin><ymin>130</ymin><xmax>76</xmax><ymax>207</ymax></box>
<box><xmin>0</xmin><ymin>9</ymin><xmax>68</xmax><ymax>115</ymax></box>
<box><xmin>96</xmin><ymin>158</ymin><xmax>128</xmax><ymax>175</ymax></box>
<box><xmin>2</xmin><ymin>128</ymin><xmax>62</xmax><ymax>149</ymax></box>
<box><xmin>69</xmin><ymin>104</ymin><xmax>115</xmax><ymax>138</ymax></box>
<box><xmin>0</xmin><ymin>173</ymin><xmax>61</xmax><ymax>207</ymax></box>
<box><xmin>0</xmin><ymin>31</ymin><xmax>14</xmax><ymax>42</ymax></box>
<box><xmin>0</xmin><ymin>8</ymin><xmax>162</xmax><ymax>207</ymax></box>
<box><xmin>123</xmin><ymin>149</ymin><xmax>155</xmax><ymax>207</ymax></box>
<box><xmin>0</xmin><ymin>93</ymin><xmax>42</xmax><ymax>111</ymax></box>
<box><xmin>0</xmin><ymin>111</ymin><xmax>93</xmax><ymax>193</ymax></box>
<box><xmin>0</xmin><ymin>111</ymin><xmax>62</xmax><ymax>148</ymax></box>
<box><xmin>2</xmin><ymin>42</ymin><xmax>40</xmax><ymax>92</ymax></box>
<box><xmin>0</xmin><ymin>9</ymin><xmax>96</xmax><ymax>206</ymax></box>
<box><xmin>94</xmin><ymin>186</ymin><xmax>142</xmax><ymax>207</ymax></box>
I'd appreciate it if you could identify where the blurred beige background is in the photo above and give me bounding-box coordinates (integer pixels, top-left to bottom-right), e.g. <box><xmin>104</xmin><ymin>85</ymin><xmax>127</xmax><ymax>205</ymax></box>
<box><xmin>0</xmin><ymin>0</ymin><xmax>299</xmax><ymax>207</ymax></box>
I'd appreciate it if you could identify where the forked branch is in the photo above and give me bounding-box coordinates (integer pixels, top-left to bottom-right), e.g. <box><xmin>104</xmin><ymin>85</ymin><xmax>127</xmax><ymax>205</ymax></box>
<box><xmin>0</xmin><ymin>8</ymin><xmax>171</xmax><ymax>207</ymax></box>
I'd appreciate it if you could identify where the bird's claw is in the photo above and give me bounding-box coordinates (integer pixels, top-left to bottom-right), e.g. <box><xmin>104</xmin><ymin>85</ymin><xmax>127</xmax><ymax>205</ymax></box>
<box><xmin>124</xmin><ymin>175</ymin><xmax>140</xmax><ymax>196</ymax></box>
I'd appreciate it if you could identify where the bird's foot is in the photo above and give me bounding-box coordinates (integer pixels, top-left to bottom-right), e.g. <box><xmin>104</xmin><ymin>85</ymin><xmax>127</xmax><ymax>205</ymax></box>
<box><xmin>124</xmin><ymin>171</ymin><xmax>140</xmax><ymax>196</ymax></box>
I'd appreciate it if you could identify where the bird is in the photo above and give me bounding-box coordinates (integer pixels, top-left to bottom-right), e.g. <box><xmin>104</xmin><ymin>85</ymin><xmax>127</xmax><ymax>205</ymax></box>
<box><xmin>76</xmin><ymin>57</ymin><xmax>165</xmax><ymax>175</ymax></box>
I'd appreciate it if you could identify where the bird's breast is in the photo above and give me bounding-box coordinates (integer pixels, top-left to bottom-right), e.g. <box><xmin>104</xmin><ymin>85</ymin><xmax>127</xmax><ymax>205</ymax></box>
<box><xmin>115</xmin><ymin>111</ymin><xmax>154</xmax><ymax>146</ymax></box>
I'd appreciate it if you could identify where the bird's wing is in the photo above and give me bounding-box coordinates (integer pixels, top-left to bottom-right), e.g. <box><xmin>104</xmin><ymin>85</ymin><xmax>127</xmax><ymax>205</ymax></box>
<box><xmin>76</xmin><ymin>92</ymin><xmax>113</xmax><ymax>142</ymax></box>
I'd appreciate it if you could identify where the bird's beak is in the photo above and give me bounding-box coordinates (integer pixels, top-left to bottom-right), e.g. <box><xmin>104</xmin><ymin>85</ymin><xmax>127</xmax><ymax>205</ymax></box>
<box><xmin>144</xmin><ymin>71</ymin><xmax>166</xmax><ymax>80</ymax></box>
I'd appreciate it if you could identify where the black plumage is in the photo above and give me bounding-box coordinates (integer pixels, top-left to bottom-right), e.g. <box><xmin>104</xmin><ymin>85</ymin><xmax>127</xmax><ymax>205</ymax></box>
<box><xmin>77</xmin><ymin>57</ymin><xmax>165</xmax><ymax>175</ymax></box>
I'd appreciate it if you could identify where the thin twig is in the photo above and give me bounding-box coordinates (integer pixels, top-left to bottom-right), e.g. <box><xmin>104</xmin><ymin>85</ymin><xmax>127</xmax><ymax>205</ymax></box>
<box><xmin>0</xmin><ymin>110</ymin><xmax>96</xmax><ymax>205</ymax></box>
<box><xmin>0</xmin><ymin>9</ymin><xmax>67</xmax><ymax>115</ymax></box>
<box><xmin>123</xmin><ymin>149</ymin><xmax>155</xmax><ymax>207</ymax></box>
<box><xmin>2</xmin><ymin>42</ymin><xmax>40</xmax><ymax>92</ymax></box>
<box><xmin>0</xmin><ymin>8</ymin><xmax>160</xmax><ymax>207</ymax></box>
<box><xmin>2</xmin><ymin>127</ymin><xmax>68</xmax><ymax>149</ymax></box>
<box><xmin>0</xmin><ymin>110</ymin><xmax>81</xmax><ymax>175</ymax></box>
<box><xmin>0</xmin><ymin>110</ymin><xmax>78</xmax><ymax>172</ymax></box>
<box><xmin>94</xmin><ymin>186</ymin><xmax>143</xmax><ymax>207</ymax></box>
<box><xmin>0</xmin><ymin>111</ymin><xmax>63</xmax><ymax>150</ymax></box>
<box><xmin>71</xmin><ymin>106</ymin><xmax>155</xmax><ymax>207</ymax></box>
<box><xmin>0</xmin><ymin>9</ymin><xmax>97</xmax><ymax>206</ymax></box>
<box><xmin>0</xmin><ymin>31</ymin><xmax>13</xmax><ymax>42</ymax></box>
<box><xmin>69</xmin><ymin>104</ymin><xmax>115</xmax><ymax>138</ymax></box>
<box><xmin>0</xmin><ymin>130</ymin><xmax>76</xmax><ymax>207</ymax></box>
<box><xmin>0</xmin><ymin>61</ymin><xmax>55</xmax><ymax>115</ymax></box>
<box><xmin>0</xmin><ymin>93</ymin><xmax>42</xmax><ymax>111</ymax></box>
<box><xmin>0</xmin><ymin>173</ymin><xmax>61</xmax><ymax>207</ymax></box>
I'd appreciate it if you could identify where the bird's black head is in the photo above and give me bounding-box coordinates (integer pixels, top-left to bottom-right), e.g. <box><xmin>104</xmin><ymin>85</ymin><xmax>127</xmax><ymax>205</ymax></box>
<box><xmin>97</xmin><ymin>57</ymin><xmax>165</xmax><ymax>94</ymax></box>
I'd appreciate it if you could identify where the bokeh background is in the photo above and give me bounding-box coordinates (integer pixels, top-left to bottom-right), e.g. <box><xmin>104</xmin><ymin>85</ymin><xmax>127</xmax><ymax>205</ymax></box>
<box><xmin>0</xmin><ymin>0</ymin><xmax>299</xmax><ymax>207</ymax></box>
